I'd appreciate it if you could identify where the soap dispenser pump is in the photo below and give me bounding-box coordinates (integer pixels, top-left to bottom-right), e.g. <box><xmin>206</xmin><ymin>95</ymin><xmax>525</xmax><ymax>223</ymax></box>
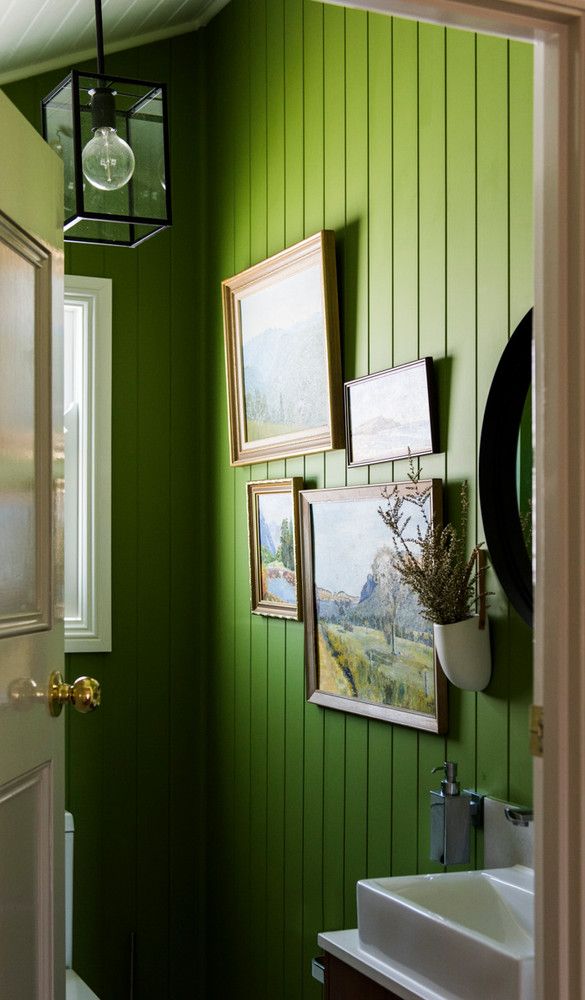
<box><xmin>433</xmin><ymin>760</ymin><xmax>460</xmax><ymax>796</ymax></box>
<box><xmin>430</xmin><ymin>761</ymin><xmax>472</xmax><ymax>866</ymax></box>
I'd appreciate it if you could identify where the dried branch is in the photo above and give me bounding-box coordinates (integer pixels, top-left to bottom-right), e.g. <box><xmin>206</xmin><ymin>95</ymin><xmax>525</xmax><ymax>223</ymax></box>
<box><xmin>378</xmin><ymin>462</ymin><xmax>489</xmax><ymax>625</ymax></box>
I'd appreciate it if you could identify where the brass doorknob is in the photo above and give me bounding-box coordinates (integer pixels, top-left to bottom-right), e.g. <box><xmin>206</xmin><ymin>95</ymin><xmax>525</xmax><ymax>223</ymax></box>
<box><xmin>48</xmin><ymin>671</ymin><xmax>101</xmax><ymax>717</ymax></box>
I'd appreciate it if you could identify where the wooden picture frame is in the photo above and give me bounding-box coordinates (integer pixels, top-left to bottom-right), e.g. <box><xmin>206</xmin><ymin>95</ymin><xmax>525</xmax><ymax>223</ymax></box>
<box><xmin>300</xmin><ymin>481</ymin><xmax>447</xmax><ymax>733</ymax></box>
<box><xmin>247</xmin><ymin>478</ymin><xmax>303</xmax><ymax>620</ymax></box>
<box><xmin>222</xmin><ymin>231</ymin><xmax>343</xmax><ymax>466</ymax></box>
<box><xmin>345</xmin><ymin>358</ymin><xmax>438</xmax><ymax>467</ymax></box>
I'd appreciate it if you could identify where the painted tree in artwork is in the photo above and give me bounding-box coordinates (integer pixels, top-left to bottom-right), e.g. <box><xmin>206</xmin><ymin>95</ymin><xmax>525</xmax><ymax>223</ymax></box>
<box><xmin>276</xmin><ymin>517</ymin><xmax>294</xmax><ymax>570</ymax></box>
<box><xmin>371</xmin><ymin>546</ymin><xmax>407</xmax><ymax>654</ymax></box>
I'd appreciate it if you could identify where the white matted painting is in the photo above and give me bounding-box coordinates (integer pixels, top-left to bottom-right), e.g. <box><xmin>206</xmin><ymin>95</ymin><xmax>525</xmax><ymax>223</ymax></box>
<box><xmin>345</xmin><ymin>358</ymin><xmax>438</xmax><ymax>467</ymax></box>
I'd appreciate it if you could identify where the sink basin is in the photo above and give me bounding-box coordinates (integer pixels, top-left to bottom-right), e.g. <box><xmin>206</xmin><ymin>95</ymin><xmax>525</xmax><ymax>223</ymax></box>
<box><xmin>357</xmin><ymin>865</ymin><xmax>534</xmax><ymax>1000</ymax></box>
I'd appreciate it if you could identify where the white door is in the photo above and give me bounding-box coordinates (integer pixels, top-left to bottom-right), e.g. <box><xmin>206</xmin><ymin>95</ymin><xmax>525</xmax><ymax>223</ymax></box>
<box><xmin>0</xmin><ymin>90</ymin><xmax>66</xmax><ymax>1000</ymax></box>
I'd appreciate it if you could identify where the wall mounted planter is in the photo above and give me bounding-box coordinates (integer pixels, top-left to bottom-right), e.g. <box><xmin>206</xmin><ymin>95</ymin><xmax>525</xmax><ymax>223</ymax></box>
<box><xmin>434</xmin><ymin>615</ymin><xmax>492</xmax><ymax>692</ymax></box>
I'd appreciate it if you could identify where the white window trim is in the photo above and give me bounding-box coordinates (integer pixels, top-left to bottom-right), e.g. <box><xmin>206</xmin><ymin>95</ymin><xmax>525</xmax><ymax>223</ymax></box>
<box><xmin>64</xmin><ymin>275</ymin><xmax>112</xmax><ymax>653</ymax></box>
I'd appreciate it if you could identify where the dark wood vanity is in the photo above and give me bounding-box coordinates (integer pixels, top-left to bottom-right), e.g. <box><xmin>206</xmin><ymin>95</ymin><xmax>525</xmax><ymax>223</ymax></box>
<box><xmin>323</xmin><ymin>953</ymin><xmax>402</xmax><ymax>999</ymax></box>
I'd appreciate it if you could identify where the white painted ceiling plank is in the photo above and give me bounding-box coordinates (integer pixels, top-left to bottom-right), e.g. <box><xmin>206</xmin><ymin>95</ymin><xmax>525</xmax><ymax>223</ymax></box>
<box><xmin>108</xmin><ymin>0</ymin><xmax>143</xmax><ymax>35</ymax></box>
<box><xmin>107</xmin><ymin>3</ymin><xmax>184</xmax><ymax>41</ymax></box>
<box><xmin>0</xmin><ymin>16</ymin><xmax>210</xmax><ymax>85</ymax></box>
<box><xmin>167</xmin><ymin>0</ymin><xmax>198</xmax><ymax>27</ymax></box>
<box><xmin>37</xmin><ymin>0</ymin><xmax>93</xmax><ymax>59</ymax></box>
<box><xmin>10</xmin><ymin>0</ymin><xmax>56</xmax><ymax>56</ymax></box>
<box><xmin>0</xmin><ymin>0</ymin><xmax>23</xmax><ymax>33</ymax></box>
<box><xmin>138</xmin><ymin>0</ymin><xmax>178</xmax><ymax>34</ymax></box>
<box><xmin>0</xmin><ymin>0</ymin><xmax>230</xmax><ymax>83</ymax></box>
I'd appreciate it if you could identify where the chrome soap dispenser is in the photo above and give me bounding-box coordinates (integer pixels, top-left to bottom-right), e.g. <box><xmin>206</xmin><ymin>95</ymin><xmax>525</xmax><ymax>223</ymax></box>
<box><xmin>430</xmin><ymin>761</ymin><xmax>472</xmax><ymax>866</ymax></box>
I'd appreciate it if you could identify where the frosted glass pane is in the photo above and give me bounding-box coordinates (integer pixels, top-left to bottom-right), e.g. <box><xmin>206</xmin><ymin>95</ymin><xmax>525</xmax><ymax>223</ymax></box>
<box><xmin>0</xmin><ymin>242</ymin><xmax>37</xmax><ymax>618</ymax></box>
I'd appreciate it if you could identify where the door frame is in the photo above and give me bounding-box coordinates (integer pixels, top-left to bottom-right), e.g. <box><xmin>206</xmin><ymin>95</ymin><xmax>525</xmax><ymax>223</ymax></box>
<box><xmin>318</xmin><ymin>1</ymin><xmax>585</xmax><ymax>996</ymax></box>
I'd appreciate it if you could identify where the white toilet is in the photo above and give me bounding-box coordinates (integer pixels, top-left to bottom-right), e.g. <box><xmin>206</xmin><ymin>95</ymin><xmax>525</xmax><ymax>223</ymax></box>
<box><xmin>65</xmin><ymin>812</ymin><xmax>100</xmax><ymax>1000</ymax></box>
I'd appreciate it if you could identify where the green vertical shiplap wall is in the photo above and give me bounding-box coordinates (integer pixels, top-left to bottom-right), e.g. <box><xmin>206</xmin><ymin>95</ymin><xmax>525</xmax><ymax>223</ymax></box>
<box><xmin>4</xmin><ymin>5</ymin><xmax>533</xmax><ymax>998</ymax></box>
<box><xmin>205</xmin><ymin>3</ymin><xmax>533</xmax><ymax>999</ymax></box>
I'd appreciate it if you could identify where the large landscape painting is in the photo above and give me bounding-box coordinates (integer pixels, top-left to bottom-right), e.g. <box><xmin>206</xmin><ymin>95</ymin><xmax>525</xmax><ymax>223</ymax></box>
<box><xmin>222</xmin><ymin>231</ymin><xmax>342</xmax><ymax>465</ymax></box>
<box><xmin>301</xmin><ymin>483</ymin><xmax>446</xmax><ymax>731</ymax></box>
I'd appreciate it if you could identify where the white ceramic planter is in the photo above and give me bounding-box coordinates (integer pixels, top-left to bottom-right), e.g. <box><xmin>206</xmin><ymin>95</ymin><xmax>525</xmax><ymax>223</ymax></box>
<box><xmin>433</xmin><ymin>615</ymin><xmax>491</xmax><ymax>691</ymax></box>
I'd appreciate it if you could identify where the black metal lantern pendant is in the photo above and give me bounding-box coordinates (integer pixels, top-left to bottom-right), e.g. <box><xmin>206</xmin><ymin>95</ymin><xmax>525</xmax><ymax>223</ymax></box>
<box><xmin>42</xmin><ymin>0</ymin><xmax>171</xmax><ymax>247</ymax></box>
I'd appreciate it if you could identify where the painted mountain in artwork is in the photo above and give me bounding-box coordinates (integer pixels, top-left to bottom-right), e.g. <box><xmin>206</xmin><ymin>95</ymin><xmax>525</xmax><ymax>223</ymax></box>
<box><xmin>353</xmin><ymin>415</ymin><xmax>401</xmax><ymax>437</ymax></box>
<box><xmin>259</xmin><ymin>508</ymin><xmax>277</xmax><ymax>555</ymax></box>
<box><xmin>242</xmin><ymin>316</ymin><xmax>329</xmax><ymax>439</ymax></box>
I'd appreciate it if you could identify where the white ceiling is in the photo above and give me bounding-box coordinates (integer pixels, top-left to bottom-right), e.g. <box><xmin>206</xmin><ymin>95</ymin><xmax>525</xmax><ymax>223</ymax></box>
<box><xmin>0</xmin><ymin>0</ymin><xmax>230</xmax><ymax>85</ymax></box>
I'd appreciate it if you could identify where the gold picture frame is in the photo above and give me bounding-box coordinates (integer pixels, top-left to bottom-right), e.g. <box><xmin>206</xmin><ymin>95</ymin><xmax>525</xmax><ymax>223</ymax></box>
<box><xmin>247</xmin><ymin>478</ymin><xmax>303</xmax><ymax>620</ymax></box>
<box><xmin>222</xmin><ymin>231</ymin><xmax>343</xmax><ymax>466</ymax></box>
<box><xmin>300</xmin><ymin>481</ymin><xmax>448</xmax><ymax>733</ymax></box>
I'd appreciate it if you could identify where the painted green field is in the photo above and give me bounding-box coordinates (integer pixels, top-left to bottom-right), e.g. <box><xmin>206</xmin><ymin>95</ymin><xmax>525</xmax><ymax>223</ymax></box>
<box><xmin>318</xmin><ymin>621</ymin><xmax>435</xmax><ymax>714</ymax></box>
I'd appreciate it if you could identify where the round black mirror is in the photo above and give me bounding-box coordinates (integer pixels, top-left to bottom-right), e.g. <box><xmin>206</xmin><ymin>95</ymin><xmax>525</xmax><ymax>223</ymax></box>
<box><xmin>479</xmin><ymin>309</ymin><xmax>533</xmax><ymax>627</ymax></box>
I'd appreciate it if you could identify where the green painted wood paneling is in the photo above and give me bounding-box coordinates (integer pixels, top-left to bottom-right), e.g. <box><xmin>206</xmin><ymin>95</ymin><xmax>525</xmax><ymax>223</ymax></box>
<box><xmin>207</xmin><ymin>8</ymin><xmax>238</xmax><ymax>994</ymax></box>
<box><xmin>205</xmin><ymin>3</ymin><xmax>533</xmax><ymax>996</ymax></box>
<box><xmin>231</xmin><ymin>4</ymin><xmax>253</xmax><ymax>992</ymax></box>
<box><xmin>321</xmin><ymin>4</ymin><xmax>348</xmax><ymax>945</ymax></box>
<box><xmin>417</xmin><ymin>22</ymin><xmax>447</xmax><ymax>877</ymax></box>
<box><xmin>475</xmin><ymin>34</ymin><xmax>510</xmax><ymax>806</ymax></box>
<box><xmin>264</xmin><ymin>6</ymin><xmax>287</xmax><ymax>996</ymax></box>
<box><xmin>390</xmin><ymin>16</ymin><xmax>420</xmax><ymax>880</ymax></box>
<box><xmin>443</xmin><ymin>27</ymin><xmax>480</xmax><ymax>870</ymax></box>
<box><xmin>167</xmin><ymin>34</ymin><xmax>209</xmax><ymax>994</ymax></box>
<box><xmin>4</xmin><ymin>5</ymin><xmax>534</xmax><ymax>996</ymax></box>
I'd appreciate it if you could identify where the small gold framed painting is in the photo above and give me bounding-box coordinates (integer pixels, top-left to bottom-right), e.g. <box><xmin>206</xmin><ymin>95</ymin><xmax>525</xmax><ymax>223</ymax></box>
<box><xmin>247</xmin><ymin>478</ymin><xmax>303</xmax><ymax>620</ymax></box>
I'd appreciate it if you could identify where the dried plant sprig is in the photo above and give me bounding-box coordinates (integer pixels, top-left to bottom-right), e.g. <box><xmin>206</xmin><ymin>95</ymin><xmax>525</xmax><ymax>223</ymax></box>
<box><xmin>520</xmin><ymin>498</ymin><xmax>533</xmax><ymax>551</ymax></box>
<box><xmin>378</xmin><ymin>461</ymin><xmax>488</xmax><ymax>625</ymax></box>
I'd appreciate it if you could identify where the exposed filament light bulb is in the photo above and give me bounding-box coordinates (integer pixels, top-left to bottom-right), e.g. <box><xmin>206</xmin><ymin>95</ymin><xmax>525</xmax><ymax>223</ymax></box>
<box><xmin>83</xmin><ymin>126</ymin><xmax>134</xmax><ymax>191</ymax></box>
<box><xmin>82</xmin><ymin>87</ymin><xmax>135</xmax><ymax>192</ymax></box>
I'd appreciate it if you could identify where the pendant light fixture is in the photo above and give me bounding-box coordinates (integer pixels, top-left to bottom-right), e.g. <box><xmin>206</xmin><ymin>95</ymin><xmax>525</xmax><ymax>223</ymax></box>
<box><xmin>41</xmin><ymin>0</ymin><xmax>171</xmax><ymax>247</ymax></box>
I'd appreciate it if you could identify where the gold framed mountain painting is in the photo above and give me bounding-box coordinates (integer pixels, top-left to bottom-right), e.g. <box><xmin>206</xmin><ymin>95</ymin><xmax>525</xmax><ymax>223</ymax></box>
<box><xmin>299</xmin><ymin>481</ymin><xmax>448</xmax><ymax>733</ymax></box>
<box><xmin>222</xmin><ymin>231</ymin><xmax>343</xmax><ymax>465</ymax></box>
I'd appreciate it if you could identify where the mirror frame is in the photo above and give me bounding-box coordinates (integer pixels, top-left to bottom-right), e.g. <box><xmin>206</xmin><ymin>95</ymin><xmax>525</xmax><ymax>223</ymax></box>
<box><xmin>479</xmin><ymin>308</ymin><xmax>533</xmax><ymax>627</ymax></box>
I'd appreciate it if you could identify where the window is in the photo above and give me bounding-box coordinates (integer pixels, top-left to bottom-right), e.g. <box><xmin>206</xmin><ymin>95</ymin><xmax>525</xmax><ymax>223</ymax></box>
<box><xmin>64</xmin><ymin>276</ymin><xmax>111</xmax><ymax>652</ymax></box>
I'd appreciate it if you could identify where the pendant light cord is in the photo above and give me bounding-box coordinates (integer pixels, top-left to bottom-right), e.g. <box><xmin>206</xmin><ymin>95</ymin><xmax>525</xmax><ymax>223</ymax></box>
<box><xmin>94</xmin><ymin>0</ymin><xmax>105</xmax><ymax>74</ymax></box>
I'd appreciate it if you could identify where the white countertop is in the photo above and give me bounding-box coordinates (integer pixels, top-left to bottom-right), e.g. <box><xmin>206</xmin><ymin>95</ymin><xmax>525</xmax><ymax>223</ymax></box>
<box><xmin>318</xmin><ymin>929</ymin><xmax>462</xmax><ymax>1000</ymax></box>
<box><xmin>66</xmin><ymin>970</ymin><xmax>100</xmax><ymax>1000</ymax></box>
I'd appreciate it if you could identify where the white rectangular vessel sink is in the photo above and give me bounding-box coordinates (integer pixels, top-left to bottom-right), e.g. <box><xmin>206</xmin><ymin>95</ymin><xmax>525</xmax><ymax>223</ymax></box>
<box><xmin>357</xmin><ymin>865</ymin><xmax>534</xmax><ymax>1000</ymax></box>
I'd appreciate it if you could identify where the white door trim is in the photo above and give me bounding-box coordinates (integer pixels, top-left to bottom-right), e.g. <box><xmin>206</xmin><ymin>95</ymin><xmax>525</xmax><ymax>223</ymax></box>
<box><xmin>317</xmin><ymin>1</ymin><xmax>585</xmax><ymax>996</ymax></box>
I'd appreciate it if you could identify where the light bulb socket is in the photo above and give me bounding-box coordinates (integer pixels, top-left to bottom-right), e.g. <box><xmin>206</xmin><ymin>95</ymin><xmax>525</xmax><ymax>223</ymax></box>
<box><xmin>89</xmin><ymin>87</ymin><xmax>117</xmax><ymax>132</ymax></box>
